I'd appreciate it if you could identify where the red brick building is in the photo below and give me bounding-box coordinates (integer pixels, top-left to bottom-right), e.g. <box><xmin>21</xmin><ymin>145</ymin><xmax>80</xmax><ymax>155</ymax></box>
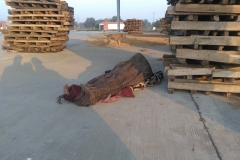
<box><xmin>99</xmin><ymin>22</ymin><xmax>125</xmax><ymax>31</ymax></box>
<box><xmin>0</xmin><ymin>21</ymin><xmax>7</xmax><ymax>30</ymax></box>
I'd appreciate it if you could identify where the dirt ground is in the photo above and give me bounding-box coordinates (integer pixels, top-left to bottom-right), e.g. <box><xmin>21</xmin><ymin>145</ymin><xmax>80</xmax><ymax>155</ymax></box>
<box><xmin>85</xmin><ymin>33</ymin><xmax>169</xmax><ymax>47</ymax></box>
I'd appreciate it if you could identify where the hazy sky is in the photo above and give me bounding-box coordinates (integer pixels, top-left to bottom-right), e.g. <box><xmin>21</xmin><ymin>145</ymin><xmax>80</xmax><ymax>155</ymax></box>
<box><xmin>0</xmin><ymin>0</ymin><xmax>169</xmax><ymax>23</ymax></box>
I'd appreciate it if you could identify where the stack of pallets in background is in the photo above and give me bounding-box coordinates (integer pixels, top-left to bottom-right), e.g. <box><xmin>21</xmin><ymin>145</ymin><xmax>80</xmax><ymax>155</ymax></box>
<box><xmin>123</xmin><ymin>19</ymin><xmax>143</xmax><ymax>34</ymax></box>
<box><xmin>160</xmin><ymin>18</ymin><xmax>171</xmax><ymax>34</ymax></box>
<box><xmin>163</xmin><ymin>0</ymin><xmax>240</xmax><ymax>97</ymax></box>
<box><xmin>2</xmin><ymin>0</ymin><xmax>74</xmax><ymax>53</ymax></box>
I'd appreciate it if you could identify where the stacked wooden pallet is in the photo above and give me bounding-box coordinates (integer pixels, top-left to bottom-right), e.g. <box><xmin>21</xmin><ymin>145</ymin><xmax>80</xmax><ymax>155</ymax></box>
<box><xmin>160</xmin><ymin>18</ymin><xmax>171</xmax><ymax>33</ymax></box>
<box><xmin>2</xmin><ymin>0</ymin><xmax>74</xmax><ymax>53</ymax></box>
<box><xmin>123</xmin><ymin>19</ymin><xmax>143</xmax><ymax>34</ymax></box>
<box><xmin>163</xmin><ymin>0</ymin><xmax>240</xmax><ymax>97</ymax></box>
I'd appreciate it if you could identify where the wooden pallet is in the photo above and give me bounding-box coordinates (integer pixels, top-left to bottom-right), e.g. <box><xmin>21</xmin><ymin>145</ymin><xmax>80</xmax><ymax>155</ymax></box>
<box><xmin>3</xmin><ymin>39</ymin><xmax>64</xmax><ymax>46</ymax></box>
<box><xmin>8</xmin><ymin>14</ymin><xmax>70</xmax><ymax>21</ymax></box>
<box><xmin>2</xmin><ymin>44</ymin><xmax>65</xmax><ymax>53</ymax></box>
<box><xmin>163</xmin><ymin>54</ymin><xmax>240</xmax><ymax>97</ymax></box>
<box><xmin>8</xmin><ymin>8</ymin><xmax>62</xmax><ymax>15</ymax></box>
<box><xmin>167</xmin><ymin>0</ymin><xmax>240</xmax><ymax>5</ymax></box>
<box><xmin>167</xmin><ymin>3</ymin><xmax>240</xmax><ymax>63</ymax></box>
<box><xmin>168</xmin><ymin>80</ymin><xmax>240</xmax><ymax>97</ymax></box>
<box><xmin>3</xmin><ymin>0</ymin><xmax>73</xmax><ymax>53</ymax></box>
<box><xmin>11</xmin><ymin>20</ymin><xmax>73</xmax><ymax>26</ymax></box>
<box><xmin>4</xmin><ymin>35</ymin><xmax>68</xmax><ymax>41</ymax></box>
<box><xmin>124</xmin><ymin>19</ymin><xmax>143</xmax><ymax>34</ymax></box>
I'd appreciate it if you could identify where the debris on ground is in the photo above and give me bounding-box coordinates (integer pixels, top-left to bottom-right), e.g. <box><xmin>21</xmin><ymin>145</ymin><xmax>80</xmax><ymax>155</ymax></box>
<box><xmin>140</xmin><ymin>49</ymin><xmax>148</xmax><ymax>52</ymax></box>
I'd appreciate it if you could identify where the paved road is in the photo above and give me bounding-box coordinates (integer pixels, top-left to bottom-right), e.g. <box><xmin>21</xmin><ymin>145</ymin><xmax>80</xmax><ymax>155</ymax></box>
<box><xmin>0</xmin><ymin>31</ymin><xmax>239</xmax><ymax>160</ymax></box>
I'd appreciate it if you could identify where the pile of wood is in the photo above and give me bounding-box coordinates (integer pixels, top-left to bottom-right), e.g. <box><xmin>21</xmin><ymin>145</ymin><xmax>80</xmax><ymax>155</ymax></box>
<box><xmin>160</xmin><ymin>18</ymin><xmax>171</xmax><ymax>33</ymax></box>
<box><xmin>2</xmin><ymin>0</ymin><xmax>74</xmax><ymax>53</ymax></box>
<box><xmin>123</xmin><ymin>19</ymin><xmax>143</xmax><ymax>34</ymax></box>
<box><xmin>163</xmin><ymin>0</ymin><xmax>240</xmax><ymax>97</ymax></box>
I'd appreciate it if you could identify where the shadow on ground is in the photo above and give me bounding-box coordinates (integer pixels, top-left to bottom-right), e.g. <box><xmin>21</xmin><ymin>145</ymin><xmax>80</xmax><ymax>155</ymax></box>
<box><xmin>0</xmin><ymin>54</ymin><xmax>135</xmax><ymax>160</ymax></box>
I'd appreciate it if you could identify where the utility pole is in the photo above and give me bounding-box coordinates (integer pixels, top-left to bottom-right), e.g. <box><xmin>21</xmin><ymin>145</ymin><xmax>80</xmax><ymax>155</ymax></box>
<box><xmin>117</xmin><ymin>0</ymin><xmax>120</xmax><ymax>32</ymax></box>
<box><xmin>77</xmin><ymin>15</ymin><xmax>80</xmax><ymax>29</ymax></box>
<box><xmin>151</xmin><ymin>12</ymin><xmax>155</xmax><ymax>24</ymax></box>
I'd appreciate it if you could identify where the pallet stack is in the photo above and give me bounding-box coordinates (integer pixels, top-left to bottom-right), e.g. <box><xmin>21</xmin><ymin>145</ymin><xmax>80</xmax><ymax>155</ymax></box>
<box><xmin>2</xmin><ymin>0</ymin><xmax>74</xmax><ymax>53</ymax></box>
<box><xmin>160</xmin><ymin>18</ymin><xmax>171</xmax><ymax>33</ymax></box>
<box><xmin>163</xmin><ymin>0</ymin><xmax>240</xmax><ymax>97</ymax></box>
<box><xmin>123</xmin><ymin>19</ymin><xmax>143</xmax><ymax>34</ymax></box>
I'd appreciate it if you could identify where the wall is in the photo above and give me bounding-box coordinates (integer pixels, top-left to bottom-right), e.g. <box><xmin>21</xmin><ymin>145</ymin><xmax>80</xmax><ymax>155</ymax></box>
<box><xmin>108</xmin><ymin>24</ymin><xmax>125</xmax><ymax>30</ymax></box>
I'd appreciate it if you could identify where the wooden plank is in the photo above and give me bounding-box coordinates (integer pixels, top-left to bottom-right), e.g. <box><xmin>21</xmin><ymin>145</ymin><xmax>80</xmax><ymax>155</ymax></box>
<box><xmin>175</xmin><ymin>4</ymin><xmax>240</xmax><ymax>14</ymax></box>
<box><xmin>9</xmin><ymin>14</ymin><xmax>64</xmax><ymax>17</ymax></box>
<box><xmin>176</xmin><ymin>49</ymin><xmax>240</xmax><ymax>64</ymax></box>
<box><xmin>9</xmin><ymin>24</ymin><xmax>61</xmax><ymax>27</ymax></box>
<box><xmin>5</xmin><ymin>35</ymin><xmax>52</xmax><ymax>38</ymax></box>
<box><xmin>4</xmin><ymin>40</ymin><xmax>51</xmax><ymax>43</ymax></box>
<box><xmin>167</xmin><ymin>6</ymin><xmax>238</xmax><ymax>16</ymax></box>
<box><xmin>171</xmin><ymin>21</ymin><xmax>240</xmax><ymax>31</ymax></box>
<box><xmin>9</xmin><ymin>30</ymin><xmax>58</xmax><ymax>33</ymax></box>
<box><xmin>11</xmin><ymin>19</ymin><xmax>65</xmax><ymax>22</ymax></box>
<box><xmin>213</xmin><ymin>69</ymin><xmax>240</xmax><ymax>78</ymax></box>
<box><xmin>57</xmin><ymin>27</ymin><xmax>70</xmax><ymax>31</ymax></box>
<box><xmin>168</xmin><ymin>81</ymin><xmax>240</xmax><ymax>93</ymax></box>
<box><xmin>5</xmin><ymin>0</ymin><xmax>58</xmax><ymax>5</ymax></box>
<box><xmin>8</xmin><ymin>8</ymin><xmax>60</xmax><ymax>12</ymax></box>
<box><xmin>172</xmin><ymin>78</ymin><xmax>240</xmax><ymax>84</ymax></box>
<box><xmin>170</xmin><ymin>36</ymin><xmax>240</xmax><ymax>46</ymax></box>
<box><xmin>168</xmin><ymin>68</ymin><xmax>212</xmax><ymax>76</ymax></box>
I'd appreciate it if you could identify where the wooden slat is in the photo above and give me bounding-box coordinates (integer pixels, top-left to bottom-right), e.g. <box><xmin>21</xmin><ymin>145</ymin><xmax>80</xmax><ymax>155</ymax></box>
<box><xmin>172</xmin><ymin>78</ymin><xmax>240</xmax><ymax>84</ymax></box>
<box><xmin>9</xmin><ymin>24</ymin><xmax>61</xmax><ymax>27</ymax></box>
<box><xmin>168</xmin><ymin>81</ymin><xmax>240</xmax><ymax>93</ymax></box>
<box><xmin>167</xmin><ymin>6</ymin><xmax>237</xmax><ymax>16</ymax></box>
<box><xmin>8</xmin><ymin>30</ymin><xmax>58</xmax><ymax>33</ymax></box>
<box><xmin>175</xmin><ymin>4</ymin><xmax>240</xmax><ymax>14</ymax></box>
<box><xmin>168</xmin><ymin>68</ymin><xmax>212</xmax><ymax>76</ymax></box>
<box><xmin>171</xmin><ymin>21</ymin><xmax>240</xmax><ymax>31</ymax></box>
<box><xmin>11</xmin><ymin>19</ymin><xmax>65</xmax><ymax>22</ymax></box>
<box><xmin>4</xmin><ymin>40</ymin><xmax>51</xmax><ymax>43</ymax></box>
<box><xmin>9</xmin><ymin>14</ymin><xmax>64</xmax><ymax>17</ymax></box>
<box><xmin>8</xmin><ymin>8</ymin><xmax>60</xmax><ymax>12</ymax></box>
<box><xmin>5</xmin><ymin>0</ymin><xmax>58</xmax><ymax>5</ymax></box>
<box><xmin>5</xmin><ymin>35</ymin><xmax>52</xmax><ymax>38</ymax></box>
<box><xmin>213</xmin><ymin>69</ymin><xmax>240</xmax><ymax>78</ymax></box>
<box><xmin>170</xmin><ymin>36</ymin><xmax>240</xmax><ymax>46</ymax></box>
<box><xmin>176</xmin><ymin>49</ymin><xmax>240</xmax><ymax>64</ymax></box>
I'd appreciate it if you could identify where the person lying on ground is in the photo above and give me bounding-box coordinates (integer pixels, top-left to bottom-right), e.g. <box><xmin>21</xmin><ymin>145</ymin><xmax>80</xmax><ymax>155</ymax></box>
<box><xmin>57</xmin><ymin>53</ymin><xmax>163</xmax><ymax>107</ymax></box>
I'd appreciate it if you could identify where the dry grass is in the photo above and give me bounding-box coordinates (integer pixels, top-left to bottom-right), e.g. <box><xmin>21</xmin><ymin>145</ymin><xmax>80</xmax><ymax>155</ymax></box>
<box><xmin>85</xmin><ymin>34</ymin><xmax>169</xmax><ymax>47</ymax></box>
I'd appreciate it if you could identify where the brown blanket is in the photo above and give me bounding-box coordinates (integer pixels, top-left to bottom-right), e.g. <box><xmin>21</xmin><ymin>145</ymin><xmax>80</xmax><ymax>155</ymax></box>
<box><xmin>59</xmin><ymin>53</ymin><xmax>153</xmax><ymax>106</ymax></box>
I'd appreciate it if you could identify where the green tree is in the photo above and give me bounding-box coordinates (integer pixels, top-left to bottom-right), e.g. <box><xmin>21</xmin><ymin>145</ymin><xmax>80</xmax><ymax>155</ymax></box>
<box><xmin>95</xmin><ymin>19</ymin><xmax>104</xmax><ymax>28</ymax></box>
<box><xmin>74</xmin><ymin>21</ymin><xmax>79</xmax><ymax>29</ymax></box>
<box><xmin>142</xmin><ymin>19</ymin><xmax>151</xmax><ymax>28</ymax></box>
<box><xmin>84</xmin><ymin>17</ymin><xmax>96</xmax><ymax>29</ymax></box>
<box><xmin>111</xmin><ymin>16</ymin><xmax>123</xmax><ymax>22</ymax></box>
<box><xmin>154</xmin><ymin>20</ymin><xmax>162</xmax><ymax>28</ymax></box>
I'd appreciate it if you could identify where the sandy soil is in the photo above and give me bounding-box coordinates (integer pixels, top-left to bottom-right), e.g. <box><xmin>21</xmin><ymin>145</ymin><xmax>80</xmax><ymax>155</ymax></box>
<box><xmin>85</xmin><ymin>33</ymin><xmax>169</xmax><ymax>47</ymax></box>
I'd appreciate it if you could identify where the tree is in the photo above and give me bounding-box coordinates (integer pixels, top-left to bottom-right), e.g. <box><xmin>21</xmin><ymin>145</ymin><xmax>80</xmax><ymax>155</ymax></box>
<box><xmin>84</xmin><ymin>17</ymin><xmax>96</xmax><ymax>29</ymax></box>
<box><xmin>111</xmin><ymin>16</ymin><xmax>123</xmax><ymax>22</ymax></box>
<box><xmin>74</xmin><ymin>21</ymin><xmax>79</xmax><ymax>29</ymax></box>
<box><xmin>79</xmin><ymin>22</ymin><xmax>85</xmax><ymax>28</ymax></box>
<box><xmin>154</xmin><ymin>20</ymin><xmax>161</xmax><ymax>28</ymax></box>
<box><xmin>142</xmin><ymin>19</ymin><xmax>151</xmax><ymax>29</ymax></box>
<box><xmin>95</xmin><ymin>19</ymin><xmax>104</xmax><ymax>29</ymax></box>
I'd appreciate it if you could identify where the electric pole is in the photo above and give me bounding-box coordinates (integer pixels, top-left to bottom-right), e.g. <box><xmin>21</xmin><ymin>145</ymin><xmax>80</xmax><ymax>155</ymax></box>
<box><xmin>117</xmin><ymin>0</ymin><xmax>120</xmax><ymax>32</ymax></box>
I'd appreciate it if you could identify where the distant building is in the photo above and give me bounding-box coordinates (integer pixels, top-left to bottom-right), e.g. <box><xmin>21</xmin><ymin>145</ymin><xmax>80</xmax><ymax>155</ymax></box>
<box><xmin>0</xmin><ymin>21</ymin><xmax>7</xmax><ymax>30</ymax></box>
<box><xmin>99</xmin><ymin>22</ymin><xmax>125</xmax><ymax>31</ymax></box>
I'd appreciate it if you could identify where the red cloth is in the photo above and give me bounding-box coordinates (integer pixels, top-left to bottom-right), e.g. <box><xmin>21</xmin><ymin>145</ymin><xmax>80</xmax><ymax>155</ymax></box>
<box><xmin>64</xmin><ymin>85</ymin><xmax>81</xmax><ymax>102</ymax></box>
<box><xmin>119</xmin><ymin>87</ymin><xmax>135</xmax><ymax>98</ymax></box>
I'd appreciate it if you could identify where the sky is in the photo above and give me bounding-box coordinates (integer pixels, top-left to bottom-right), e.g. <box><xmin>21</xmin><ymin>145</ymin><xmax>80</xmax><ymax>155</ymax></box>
<box><xmin>0</xmin><ymin>0</ymin><xmax>169</xmax><ymax>23</ymax></box>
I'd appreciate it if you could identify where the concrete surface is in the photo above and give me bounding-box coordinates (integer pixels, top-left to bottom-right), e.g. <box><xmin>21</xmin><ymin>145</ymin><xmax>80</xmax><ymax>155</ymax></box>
<box><xmin>0</xmin><ymin>31</ymin><xmax>240</xmax><ymax>160</ymax></box>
